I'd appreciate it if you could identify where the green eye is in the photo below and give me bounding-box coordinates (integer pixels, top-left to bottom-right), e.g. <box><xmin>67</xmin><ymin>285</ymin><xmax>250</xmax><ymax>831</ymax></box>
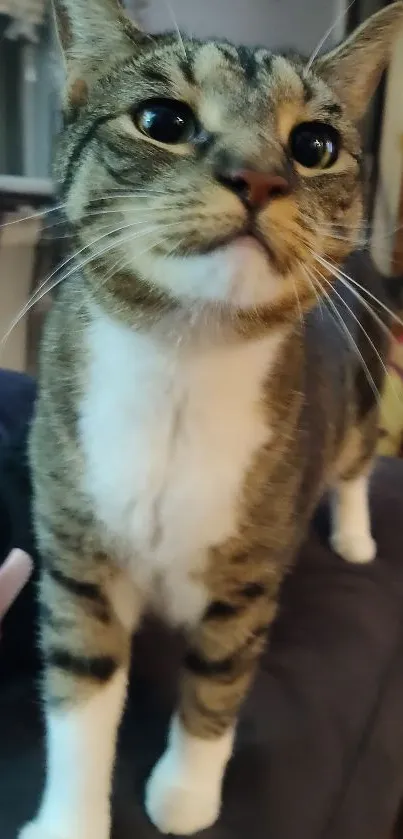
<box><xmin>132</xmin><ymin>98</ymin><xmax>198</xmax><ymax>145</ymax></box>
<box><xmin>290</xmin><ymin>121</ymin><xmax>340</xmax><ymax>170</ymax></box>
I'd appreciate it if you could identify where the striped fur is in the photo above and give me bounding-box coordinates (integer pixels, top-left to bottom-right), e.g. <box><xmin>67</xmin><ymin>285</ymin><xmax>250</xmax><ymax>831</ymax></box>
<box><xmin>20</xmin><ymin>3</ymin><xmax>402</xmax><ymax>838</ymax></box>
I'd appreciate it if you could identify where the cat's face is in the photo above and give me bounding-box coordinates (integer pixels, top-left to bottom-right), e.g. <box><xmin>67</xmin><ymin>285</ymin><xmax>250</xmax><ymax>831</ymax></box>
<box><xmin>55</xmin><ymin>0</ymin><xmax>403</xmax><ymax>322</ymax></box>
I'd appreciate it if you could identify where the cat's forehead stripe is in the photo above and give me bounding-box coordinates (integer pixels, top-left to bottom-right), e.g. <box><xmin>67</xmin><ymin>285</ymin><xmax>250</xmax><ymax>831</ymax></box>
<box><xmin>125</xmin><ymin>43</ymin><xmax>345</xmax><ymax>148</ymax></box>
<box><xmin>270</xmin><ymin>56</ymin><xmax>306</xmax><ymax>100</ymax></box>
<box><xmin>191</xmin><ymin>42</ymin><xmax>272</xmax><ymax>86</ymax></box>
<box><xmin>185</xmin><ymin>46</ymin><xmax>308</xmax><ymax>107</ymax></box>
<box><xmin>193</xmin><ymin>43</ymin><xmax>234</xmax><ymax>84</ymax></box>
<box><xmin>132</xmin><ymin>40</ymin><xmax>337</xmax><ymax>125</ymax></box>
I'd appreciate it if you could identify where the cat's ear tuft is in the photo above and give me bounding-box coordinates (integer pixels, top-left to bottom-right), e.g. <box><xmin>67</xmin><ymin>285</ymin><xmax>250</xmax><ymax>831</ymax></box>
<box><xmin>51</xmin><ymin>0</ymin><xmax>141</xmax><ymax>106</ymax></box>
<box><xmin>316</xmin><ymin>1</ymin><xmax>403</xmax><ymax>120</ymax></box>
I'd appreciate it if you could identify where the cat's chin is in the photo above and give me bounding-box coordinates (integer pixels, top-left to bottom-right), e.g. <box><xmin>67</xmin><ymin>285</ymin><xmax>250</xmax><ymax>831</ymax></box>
<box><xmin>131</xmin><ymin>234</ymin><xmax>282</xmax><ymax>311</ymax></box>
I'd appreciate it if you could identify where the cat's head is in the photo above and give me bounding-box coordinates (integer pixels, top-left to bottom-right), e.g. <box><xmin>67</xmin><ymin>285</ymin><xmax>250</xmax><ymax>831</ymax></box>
<box><xmin>54</xmin><ymin>0</ymin><xmax>403</xmax><ymax>327</ymax></box>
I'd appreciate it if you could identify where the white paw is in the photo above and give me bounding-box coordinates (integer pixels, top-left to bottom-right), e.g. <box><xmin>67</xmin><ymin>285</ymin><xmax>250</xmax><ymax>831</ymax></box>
<box><xmin>331</xmin><ymin>531</ymin><xmax>377</xmax><ymax>564</ymax></box>
<box><xmin>19</xmin><ymin>822</ymin><xmax>70</xmax><ymax>839</ymax></box>
<box><xmin>146</xmin><ymin>751</ymin><xmax>221</xmax><ymax>835</ymax></box>
<box><xmin>18</xmin><ymin>818</ymin><xmax>106</xmax><ymax>839</ymax></box>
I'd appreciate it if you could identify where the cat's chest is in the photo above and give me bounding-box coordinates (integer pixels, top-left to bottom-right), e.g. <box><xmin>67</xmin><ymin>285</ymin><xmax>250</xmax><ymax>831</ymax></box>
<box><xmin>79</xmin><ymin>314</ymin><xmax>281</xmax><ymax>620</ymax></box>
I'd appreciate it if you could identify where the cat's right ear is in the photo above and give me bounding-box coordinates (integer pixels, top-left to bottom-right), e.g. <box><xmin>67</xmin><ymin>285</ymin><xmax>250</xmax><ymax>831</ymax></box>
<box><xmin>51</xmin><ymin>0</ymin><xmax>141</xmax><ymax>107</ymax></box>
<box><xmin>316</xmin><ymin>1</ymin><xmax>403</xmax><ymax>120</ymax></box>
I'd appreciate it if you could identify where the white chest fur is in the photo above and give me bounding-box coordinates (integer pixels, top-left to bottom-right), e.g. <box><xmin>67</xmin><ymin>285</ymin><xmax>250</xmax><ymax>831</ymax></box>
<box><xmin>79</xmin><ymin>313</ymin><xmax>283</xmax><ymax>626</ymax></box>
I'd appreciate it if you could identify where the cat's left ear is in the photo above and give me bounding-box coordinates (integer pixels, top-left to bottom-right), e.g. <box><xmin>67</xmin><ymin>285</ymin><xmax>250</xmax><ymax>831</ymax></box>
<box><xmin>51</xmin><ymin>0</ymin><xmax>141</xmax><ymax>107</ymax></box>
<box><xmin>316</xmin><ymin>1</ymin><xmax>403</xmax><ymax>120</ymax></box>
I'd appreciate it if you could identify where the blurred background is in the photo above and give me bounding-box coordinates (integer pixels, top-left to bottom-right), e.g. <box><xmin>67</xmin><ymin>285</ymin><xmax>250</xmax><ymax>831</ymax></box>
<box><xmin>0</xmin><ymin>0</ymin><xmax>402</xmax><ymax>373</ymax></box>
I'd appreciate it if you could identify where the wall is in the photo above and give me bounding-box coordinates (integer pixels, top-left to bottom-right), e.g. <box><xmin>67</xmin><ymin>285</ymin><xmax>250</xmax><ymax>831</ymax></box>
<box><xmin>138</xmin><ymin>0</ymin><xmax>347</xmax><ymax>54</ymax></box>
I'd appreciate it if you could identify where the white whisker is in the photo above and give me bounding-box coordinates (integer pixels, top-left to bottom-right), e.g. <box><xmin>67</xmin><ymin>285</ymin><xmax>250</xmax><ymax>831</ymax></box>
<box><xmin>304</xmin><ymin>0</ymin><xmax>357</xmax><ymax>74</ymax></box>
<box><xmin>100</xmin><ymin>230</ymin><xmax>186</xmax><ymax>293</ymax></box>
<box><xmin>0</xmin><ymin>219</ymin><xmax>183</xmax><ymax>352</ymax></box>
<box><xmin>2</xmin><ymin>218</ymin><xmax>160</xmax><ymax>339</ymax></box>
<box><xmin>292</xmin><ymin>276</ymin><xmax>303</xmax><ymax>326</ymax></box>
<box><xmin>313</xmin><ymin>265</ymin><xmax>399</xmax><ymax>407</ymax></box>
<box><xmin>315</xmin><ymin>252</ymin><xmax>403</xmax><ymax>332</ymax></box>
<box><xmin>311</xmin><ymin>250</ymin><xmax>394</xmax><ymax>345</ymax></box>
<box><xmin>0</xmin><ymin>190</ymin><xmax>171</xmax><ymax>234</ymax></box>
<box><xmin>163</xmin><ymin>0</ymin><xmax>187</xmax><ymax>61</ymax></box>
<box><xmin>300</xmin><ymin>264</ymin><xmax>325</xmax><ymax>319</ymax></box>
<box><xmin>0</xmin><ymin>202</ymin><xmax>67</xmax><ymax>231</ymax></box>
<box><xmin>309</xmin><ymin>269</ymin><xmax>381</xmax><ymax>405</ymax></box>
<box><xmin>43</xmin><ymin>206</ymin><xmax>180</xmax><ymax>234</ymax></box>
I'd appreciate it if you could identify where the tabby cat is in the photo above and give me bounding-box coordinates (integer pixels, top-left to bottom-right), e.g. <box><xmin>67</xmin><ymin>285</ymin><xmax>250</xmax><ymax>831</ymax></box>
<box><xmin>20</xmin><ymin>2</ymin><xmax>402</xmax><ymax>837</ymax></box>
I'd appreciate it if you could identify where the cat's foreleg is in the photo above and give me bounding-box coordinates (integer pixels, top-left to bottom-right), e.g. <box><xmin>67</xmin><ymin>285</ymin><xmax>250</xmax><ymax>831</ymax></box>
<box><xmin>146</xmin><ymin>561</ymin><xmax>280</xmax><ymax>835</ymax></box>
<box><xmin>19</xmin><ymin>558</ymin><xmax>141</xmax><ymax>839</ymax></box>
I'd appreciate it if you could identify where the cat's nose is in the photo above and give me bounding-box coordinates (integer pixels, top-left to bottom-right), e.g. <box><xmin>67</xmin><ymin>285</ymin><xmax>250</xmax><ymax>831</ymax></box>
<box><xmin>216</xmin><ymin>167</ymin><xmax>290</xmax><ymax>210</ymax></box>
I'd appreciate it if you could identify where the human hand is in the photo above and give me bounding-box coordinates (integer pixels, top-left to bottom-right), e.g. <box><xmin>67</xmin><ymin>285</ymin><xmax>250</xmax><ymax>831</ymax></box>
<box><xmin>0</xmin><ymin>549</ymin><xmax>33</xmax><ymax>638</ymax></box>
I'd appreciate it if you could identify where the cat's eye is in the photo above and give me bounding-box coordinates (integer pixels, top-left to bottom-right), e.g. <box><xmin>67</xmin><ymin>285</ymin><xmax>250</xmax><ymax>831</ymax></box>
<box><xmin>290</xmin><ymin>122</ymin><xmax>340</xmax><ymax>170</ymax></box>
<box><xmin>132</xmin><ymin>98</ymin><xmax>199</xmax><ymax>145</ymax></box>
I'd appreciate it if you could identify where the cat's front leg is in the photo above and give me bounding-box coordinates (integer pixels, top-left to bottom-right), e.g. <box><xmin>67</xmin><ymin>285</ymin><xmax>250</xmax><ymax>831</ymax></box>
<box><xmin>146</xmin><ymin>565</ymin><xmax>280</xmax><ymax>835</ymax></box>
<box><xmin>19</xmin><ymin>558</ymin><xmax>140</xmax><ymax>839</ymax></box>
<box><xmin>146</xmin><ymin>714</ymin><xmax>235</xmax><ymax>836</ymax></box>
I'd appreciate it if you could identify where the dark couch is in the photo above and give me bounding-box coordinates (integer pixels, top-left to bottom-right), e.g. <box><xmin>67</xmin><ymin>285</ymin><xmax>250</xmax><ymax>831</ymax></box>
<box><xmin>1</xmin><ymin>369</ymin><xmax>403</xmax><ymax>839</ymax></box>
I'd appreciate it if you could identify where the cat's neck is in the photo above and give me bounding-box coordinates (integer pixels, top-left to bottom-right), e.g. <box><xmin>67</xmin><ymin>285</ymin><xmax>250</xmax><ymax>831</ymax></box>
<box><xmin>79</xmin><ymin>253</ymin><xmax>306</xmax><ymax>346</ymax></box>
<box><xmin>85</xmin><ymin>289</ymin><xmax>298</xmax><ymax>358</ymax></box>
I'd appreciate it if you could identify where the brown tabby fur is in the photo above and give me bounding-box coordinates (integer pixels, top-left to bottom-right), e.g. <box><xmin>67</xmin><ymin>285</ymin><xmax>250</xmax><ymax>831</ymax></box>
<box><xmin>32</xmin><ymin>0</ymin><xmax>400</xmax><ymax>749</ymax></box>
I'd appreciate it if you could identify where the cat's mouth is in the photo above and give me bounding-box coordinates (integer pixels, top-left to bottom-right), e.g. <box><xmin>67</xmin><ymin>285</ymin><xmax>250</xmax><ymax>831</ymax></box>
<box><xmin>196</xmin><ymin>225</ymin><xmax>277</xmax><ymax>265</ymax></box>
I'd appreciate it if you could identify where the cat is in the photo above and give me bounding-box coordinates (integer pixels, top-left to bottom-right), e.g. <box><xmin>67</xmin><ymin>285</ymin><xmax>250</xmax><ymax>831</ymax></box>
<box><xmin>19</xmin><ymin>2</ymin><xmax>402</xmax><ymax>838</ymax></box>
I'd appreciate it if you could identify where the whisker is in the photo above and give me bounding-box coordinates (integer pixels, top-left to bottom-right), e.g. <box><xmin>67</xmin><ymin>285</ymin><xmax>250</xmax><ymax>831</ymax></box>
<box><xmin>0</xmin><ymin>189</ymin><xmax>178</xmax><ymax>239</ymax></box>
<box><xmin>0</xmin><ymin>220</ymin><xmax>183</xmax><ymax>351</ymax></box>
<box><xmin>40</xmin><ymin>206</ymin><xmax>180</xmax><ymax>234</ymax></box>
<box><xmin>99</xmin><ymin>230</ymin><xmax>187</xmax><ymax>293</ymax></box>
<box><xmin>288</xmin><ymin>207</ymin><xmax>403</xmax><ymax>243</ymax></box>
<box><xmin>95</xmin><ymin>225</ymin><xmax>182</xmax><ymax>289</ymax></box>
<box><xmin>300</xmin><ymin>264</ymin><xmax>325</xmax><ymax>319</ymax></box>
<box><xmin>292</xmin><ymin>276</ymin><xmax>303</xmax><ymax>326</ymax></box>
<box><xmin>49</xmin><ymin>218</ymin><xmax>184</xmax><ymax>292</ymax></box>
<box><xmin>309</xmin><ymin>270</ymin><xmax>381</xmax><ymax>405</ymax></box>
<box><xmin>313</xmin><ymin>265</ymin><xmax>399</xmax><ymax>406</ymax></box>
<box><xmin>0</xmin><ymin>191</ymin><xmax>171</xmax><ymax>234</ymax></box>
<box><xmin>3</xmin><ymin>218</ymin><xmax>162</xmax><ymax>335</ymax></box>
<box><xmin>94</xmin><ymin>187</ymin><xmax>170</xmax><ymax>198</ymax></box>
<box><xmin>312</xmin><ymin>252</ymin><xmax>396</xmax><ymax>347</ymax></box>
<box><xmin>304</xmin><ymin>0</ymin><xmax>356</xmax><ymax>74</ymax></box>
<box><xmin>315</xmin><ymin>252</ymin><xmax>403</xmax><ymax>332</ymax></box>
<box><xmin>163</xmin><ymin>0</ymin><xmax>188</xmax><ymax>61</ymax></box>
<box><xmin>97</xmin><ymin>250</ymin><xmax>135</xmax><ymax>290</ymax></box>
<box><xmin>0</xmin><ymin>202</ymin><xmax>67</xmax><ymax>231</ymax></box>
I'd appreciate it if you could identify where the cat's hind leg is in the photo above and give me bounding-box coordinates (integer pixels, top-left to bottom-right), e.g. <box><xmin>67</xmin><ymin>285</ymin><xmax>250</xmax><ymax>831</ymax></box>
<box><xmin>331</xmin><ymin>471</ymin><xmax>377</xmax><ymax>564</ymax></box>
<box><xmin>19</xmin><ymin>553</ymin><xmax>141</xmax><ymax>839</ymax></box>
<box><xmin>331</xmin><ymin>282</ymin><xmax>389</xmax><ymax>564</ymax></box>
<box><xmin>331</xmin><ymin>405</ymin><xmax>379</xmax><ymax>564</ymax></box>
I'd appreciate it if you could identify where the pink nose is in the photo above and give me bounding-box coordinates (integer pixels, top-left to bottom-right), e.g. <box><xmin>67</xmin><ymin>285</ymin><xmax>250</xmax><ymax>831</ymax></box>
<box><xmin>217</xmin><ymin>168</ymin><xmax>290</xmax><ymax>210</ymax></box>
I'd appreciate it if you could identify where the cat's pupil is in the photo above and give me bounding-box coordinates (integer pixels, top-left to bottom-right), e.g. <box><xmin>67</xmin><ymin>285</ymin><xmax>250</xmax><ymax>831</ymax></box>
<box><xmin>134</xmin><ymin>99</ymin><xmax>197</xmax><ymax>145</ymax></box>
<box><xmin>290</xmin><ymin>122</ymin><xmax>340</xmax><ymax>170</ymax></box>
